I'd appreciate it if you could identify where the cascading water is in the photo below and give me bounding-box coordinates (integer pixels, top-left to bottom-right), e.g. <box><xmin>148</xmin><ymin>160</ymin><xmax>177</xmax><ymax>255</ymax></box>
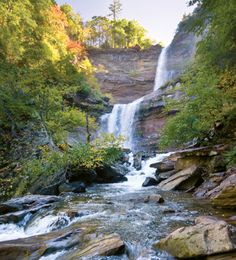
<box><xmin>154</xmin><ymin>46</ymin><xmax>170</xmax><ymax>90</ymax></box>
<box><xmin>100</xmin><ymin>97</ymin><xmax>143</xmax><ymax>149</ymax></box>
<box><xmin>100</xmin><ymin>46</ymin><xmax>170</xmax><ymax>150</ymax></box>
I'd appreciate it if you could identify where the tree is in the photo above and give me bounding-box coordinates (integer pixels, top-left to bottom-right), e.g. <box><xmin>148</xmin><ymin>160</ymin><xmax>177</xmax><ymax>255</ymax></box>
<box><xmin>160</xmin><ymin>0</ymin><xmax>236</xmax><ymax>149</ymax></box>
<box><xmin>109</xmin><ymin>0</ymin><xmax>122</xmax><ymax>21</ymax></box>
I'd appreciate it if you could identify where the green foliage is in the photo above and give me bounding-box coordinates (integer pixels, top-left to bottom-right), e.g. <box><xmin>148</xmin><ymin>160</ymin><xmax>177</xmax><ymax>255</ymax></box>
<box><xmin>86</xmin><ymin>16</ymin><xmax>154</xmax><ymax>49</ymax></box>
<box><xmin>16</xmin><ymin>134</ymin><xmax>123</xmax><ymax>195</ymax></box>
<box><xmin>224</xmin><ymin>146</ymin><xmax>236</xmax><ymax>167</ymax></box>
<box><xmin>160</xmin><ymin>0</ymin><xmax>236</xmax><ymax>149</ymax></box>
<box><xmin>0</xmin><ymin>0</ymin><xmax>100</xmax><ymax>145</ymax></box>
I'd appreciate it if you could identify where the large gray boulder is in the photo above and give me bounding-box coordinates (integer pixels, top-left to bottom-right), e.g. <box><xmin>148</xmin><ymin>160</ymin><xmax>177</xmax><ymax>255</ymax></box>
<box><xmin>142</xmin><ymin>177</ymin><xmax>160</xmax><ymax>187</ymax></box>
<box><xmin>58</xmin><ymin>182</ymin><xmax>86</xmax><ymax>194</ymax></box>
<box><xmin>95</xmin><ymin>165</ymin><xmax>127</xmax><ymax>183</ymax></box>
<box><xmin>154</xmin><ymin>217</ymin><xmax>236</xmax><ymax>259</ymax></box>
<box><xmin>158</xmin><ymin>165</ymin><xmax>203</xmax><ymax>191</ymax></box>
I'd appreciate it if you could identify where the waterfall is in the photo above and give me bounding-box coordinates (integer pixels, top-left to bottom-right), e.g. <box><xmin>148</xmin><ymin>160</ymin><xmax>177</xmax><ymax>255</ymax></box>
<box><xmin>154</xmin><ymin>46</ymin><xmax>169</xmax><ymax>90</ymax></box>
<box><xmin>101</xmin><ymin>97</ymin><xmax>143</xmax><ymax>149</ymax></box>
<box><xmin>100</xmin><ymin>46</ymin><xmax>169</xmax><ymax>150</ymax></box>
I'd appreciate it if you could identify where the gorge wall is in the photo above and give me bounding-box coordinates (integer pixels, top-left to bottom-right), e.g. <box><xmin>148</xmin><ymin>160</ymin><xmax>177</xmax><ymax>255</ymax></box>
<box><xmin>88</xmin><ymin>46</ymin><xmax>162</xmax><ymax>104</ymax></box>
<box><xmin>91</xmin><ymin>28</ymin><xmax>197</xmax><ymax>152</ymax></box>
<box><xmin>134</xmin><ymin>30</ymin><xmax>198</xmax><ymax>152</ymax></box>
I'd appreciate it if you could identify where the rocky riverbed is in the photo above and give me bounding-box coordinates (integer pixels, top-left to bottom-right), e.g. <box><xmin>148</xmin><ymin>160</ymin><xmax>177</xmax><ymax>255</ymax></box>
<box><xmin>0</xmin><ymin>152</ymin><xmax>235</xmax><ymax>260</ymax></box>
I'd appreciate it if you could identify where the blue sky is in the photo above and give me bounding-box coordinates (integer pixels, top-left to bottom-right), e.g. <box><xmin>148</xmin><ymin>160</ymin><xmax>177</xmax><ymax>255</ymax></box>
<box><xmin>56</xmin><ymin>0</ymin><xmax>195</xmax><ymax>45</ymax></box>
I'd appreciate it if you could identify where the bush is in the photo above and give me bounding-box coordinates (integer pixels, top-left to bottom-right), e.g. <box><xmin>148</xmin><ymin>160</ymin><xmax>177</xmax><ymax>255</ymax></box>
<box><xmin>15</xmin><ymin>134</ymin><xmax>124</xmax><ymax>195</ymax></box>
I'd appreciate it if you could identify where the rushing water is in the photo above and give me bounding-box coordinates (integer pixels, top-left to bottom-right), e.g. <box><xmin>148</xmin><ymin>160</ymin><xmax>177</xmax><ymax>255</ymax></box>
<box><xmin>0</xmin><ymin>153</ymin><xmax>226</xmax><ymax>259</ymax></box>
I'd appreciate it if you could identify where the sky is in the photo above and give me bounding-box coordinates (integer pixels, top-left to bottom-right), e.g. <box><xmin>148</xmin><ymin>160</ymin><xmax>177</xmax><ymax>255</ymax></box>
<box><xmin>56</xmin><ymin>0</ymin><xmax>195</xmax><ymax>45</ymax></box>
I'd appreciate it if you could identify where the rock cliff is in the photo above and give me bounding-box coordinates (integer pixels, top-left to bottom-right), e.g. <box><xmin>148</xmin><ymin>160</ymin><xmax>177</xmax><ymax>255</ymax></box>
<box><xmin>88</xmin><ymin>46</ymin><xmax>162</xmax><ymax>104</ymax></box>
<box><xmin>133</xmin><ymin>30</ymin><xmax>197</xmax><ymax>152</ymax></box>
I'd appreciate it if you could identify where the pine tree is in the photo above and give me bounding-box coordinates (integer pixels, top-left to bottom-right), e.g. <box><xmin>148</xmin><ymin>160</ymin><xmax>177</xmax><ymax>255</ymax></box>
<box><xmin>109</xmin><ymin>0</ymin><xmax>122</xmax><ymax>21</ymax></box>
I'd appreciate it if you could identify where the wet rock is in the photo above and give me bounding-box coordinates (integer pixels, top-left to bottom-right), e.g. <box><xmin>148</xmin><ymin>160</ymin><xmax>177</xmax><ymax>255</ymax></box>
<box><xmin>58</xmin><ymin>182</ymin><xmax>86</xmax><ymax>194</ymax></box>
<box><xmin>158</xmin><ymin>165</ymin><xmax>203</xmax><ymax>191</ymax></box>
<box><xmin>0</xmin><ymin>195</ymin><xmax>61</xmax><ymax>214</ymax></box>
<box><xmin>207</xmin><ymin>172</ymin><xmax>236</xmax><ymax>209</ymax></box>
<box><xmin>156</xmin><ymin>170</ymin><xmax>177</xmax><ymax>180</ymax></box>
<box><xmin>154</xmin><ymin>217</ymin><xmax>236</xmax><ymax>259</ymax></box>
<box><xmin>142</xmin><ymin>177</ymin><xmax>160</xmax><ymax>187</ymax></box>
<box><xmin>144</xmin><ymin>194</ymin><xmax>164</xmax><ymax>203</ymax></box>
<box><xmin>133</xmin><ymin>152</ymin><xmax>143</xmax><ymax>170</ymax></box>
<box><xmin>163</xmin><ymin>209</ymin><xmax>176</xmax><ymax>214</ymax></box>
<box><xmin>0</xmin><ymin>204</ymin><xmax>52</xmax><ymax>224</ymax></box>
<box><xmin>95</xmin><ymin>165</ymin><xmax>127</xmax><ymax>183</ymax></box>
<box><xmin>194</xmin><ymin>172</ymin><xmax>226</xmax><ymax>199</ymax></box>
<box><xmin>227</xmin><ymin>216</ymin><xmax>236</xmax><ymax>226</ymax></box>
<box><xmin>113</xmin><ymin>163</ymin><xmax>130</xmax><ymax>176</ymax></box>
<box><xmin>206</xmin><ymin>251</ymin><xmax>236</xmax><ymax>260</ymax></box>
<box><xmin>150</xmin><ymin>160</ymin><xmax>175</xmax><ymax>173</ymax></box>
<box><xmin>0</xmin><ymin>227</ymin><xmax>82</xmax><ymax>260</ymax></box>
<box><xmin>67</xmin><ymin>168</ymin><xmax>97</xmax><ymax>184</ymax></box>
<box><xmin>63</xmin><ymin>233</ymin><xmax>125</xmax><ymax>259</ymax></box>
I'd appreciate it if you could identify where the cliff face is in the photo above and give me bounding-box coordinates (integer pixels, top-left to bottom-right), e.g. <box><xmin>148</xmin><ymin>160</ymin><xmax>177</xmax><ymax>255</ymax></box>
<box><xmin>164</xmin><ymin>30</ymin><xmax>197</xmax><ymax>81</ymax></box>
<box><xmin>88</xmin><ymin>46</ymin><xmax>162</xmax><ymax>104</ymax></box>
<box><xmin>93</xmin><ymin>28</ymin><xmax>197</xmax><ymax>152</ymax></box>
<box><xmin>133</xmin><ymin>30</ymin><xmax>197</xmax><ymax>152</ymax></box>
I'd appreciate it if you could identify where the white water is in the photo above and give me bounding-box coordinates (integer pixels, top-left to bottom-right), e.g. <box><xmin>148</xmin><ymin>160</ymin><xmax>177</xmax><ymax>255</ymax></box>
<box><xmin>100</xmin><ymin>46</ymin><xmax>170</xmax><ymax>149</ymax></box>
<box><xmin>114</xmin><ymin>152</ymin><xmax>172</xmax><ymax>191</ymax></box>
<box><xmin>154</xmin><ymin>47</ymin><xmax>170</xmax><ymax>90</ymax></box>
<box><xmin>101</xmin><ymin>97</ymin><xmax>143</xmax><ymax>149</ymax></box>
<box><xmin>0</xmin><ymin>213</ymin><xmax>79</xmax><ymax>242</ymax></box>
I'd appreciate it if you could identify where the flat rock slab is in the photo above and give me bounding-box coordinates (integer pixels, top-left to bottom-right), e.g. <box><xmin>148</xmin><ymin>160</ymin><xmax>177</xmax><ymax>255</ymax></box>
<box><xmin>158</xmin><ymin>165</ymin><xmax>202</xmax><ymax>191</ymax></box>
<box><xmin>154</xmin><ymin>218</ymin><xmax>236</xmax><ymax>259</ymax></box>
<box><xmin>0</xmin><ymin>195</ymin><xmax>61</xmax><ymax>215</ymax></box>
<box><xmin>150</xmin><ymin>160</ymin><xmax>175</xmax><ymax>172</ymax></box>
<box><xmin>62</xmin><ymin>233</ymin><xmax>125</xmax><ymax>259</ymax></box>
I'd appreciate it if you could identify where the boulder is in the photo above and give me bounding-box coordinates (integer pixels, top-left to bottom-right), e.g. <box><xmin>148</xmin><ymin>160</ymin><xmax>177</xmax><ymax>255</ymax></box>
<box><xmin>62</xmin><ymin>233</ymin><xmax>125</xmax><ymax>259</ymax></box>
<box><xmin>150</xmin><ymin>160</ymin><xmax>175</xmax><ymax>173</ymax></box>
<box><xmin>95</xmin><ymin>165</ymin><xmax>127</xmax><ymax>183</ymax></box>
<box><xmin>113</xmin><ymin>163</ymin><xmax>130</xmax><ymax>176</ymax></box>
<box><xmin>154</xmin><ymin>217</ymin><xmax>236</xmax><ymax>259</ymax></box>
<box><xmin>168</xmin><ymin>145</ymin><xmax>226</xmax><ymax>172</ymax></box>
<box><xmin>155</xmin><ymin>170</ymin><xmax>177</xmax><ymax>180</ymax></box>
<box><xmin>67</xmin><ymin>168</ymin><xmax>97</xmax><ymax>184</ymax></box>
<box><xmin>133</xmin><ymin>152</ymin><xmax>143</xmax><ymax>170</ymax></box>
<box><xmin>142</xmin><ymin>177</ymin><xmax>160</xmax><ymax>187</ymax></box>
<box><xmin>29</xmin><ymin>169</ymin><xmax>66</xmax><ymax>195</ymax></box>
<box><xmin>207</xmin><ymin>172</ymin><xmax>236</xmax><ymax>209</ymax></box>
<box><xmin>144</xmin><ymin>194</ymin><xmax>164</xmax><ymax>203</ymax></box>
<box><xmin>58</xmin><ymin>182</ymin><xmax>86</xmax><ymax>194</ymax></box>
<box><xmin>0</xmin><ymin>227</ymin><xmax>82</xmax><ymax>260</ymax></box>
<box><xmin>194</xmin><ymin>172</ymin><xmax>226</xmax><ymax>199</ymax></box>
<box><xmin>158</xmin><ymin>165</ymin><xmax>203</xmax><ymax>191</ymax></box>
<box><xmin>0</xmin><ymin>195</ymin><xmax>61</xmax><ymax>214</ymax></box>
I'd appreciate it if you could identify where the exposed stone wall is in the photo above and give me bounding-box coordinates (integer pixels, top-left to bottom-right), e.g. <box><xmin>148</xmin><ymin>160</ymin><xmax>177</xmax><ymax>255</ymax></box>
<box><xmin>88</xmin><ymin>45</ymin><xmax>162</xmax><ymax>104</ymax></box>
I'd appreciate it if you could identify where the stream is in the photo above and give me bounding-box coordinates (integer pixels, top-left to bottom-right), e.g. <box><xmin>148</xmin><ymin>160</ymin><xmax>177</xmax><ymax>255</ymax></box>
<box><xmin>0</xmin><ymin>154</ymin><xmax>228</xmax><ymax>259</ymax></box>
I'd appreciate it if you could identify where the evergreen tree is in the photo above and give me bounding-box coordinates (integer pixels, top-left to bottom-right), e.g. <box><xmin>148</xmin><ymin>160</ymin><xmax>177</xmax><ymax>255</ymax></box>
<box><xmin>109</xmin><ymin>0</ymin><xmax>122</xmax><ymax>21</ymax></box>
